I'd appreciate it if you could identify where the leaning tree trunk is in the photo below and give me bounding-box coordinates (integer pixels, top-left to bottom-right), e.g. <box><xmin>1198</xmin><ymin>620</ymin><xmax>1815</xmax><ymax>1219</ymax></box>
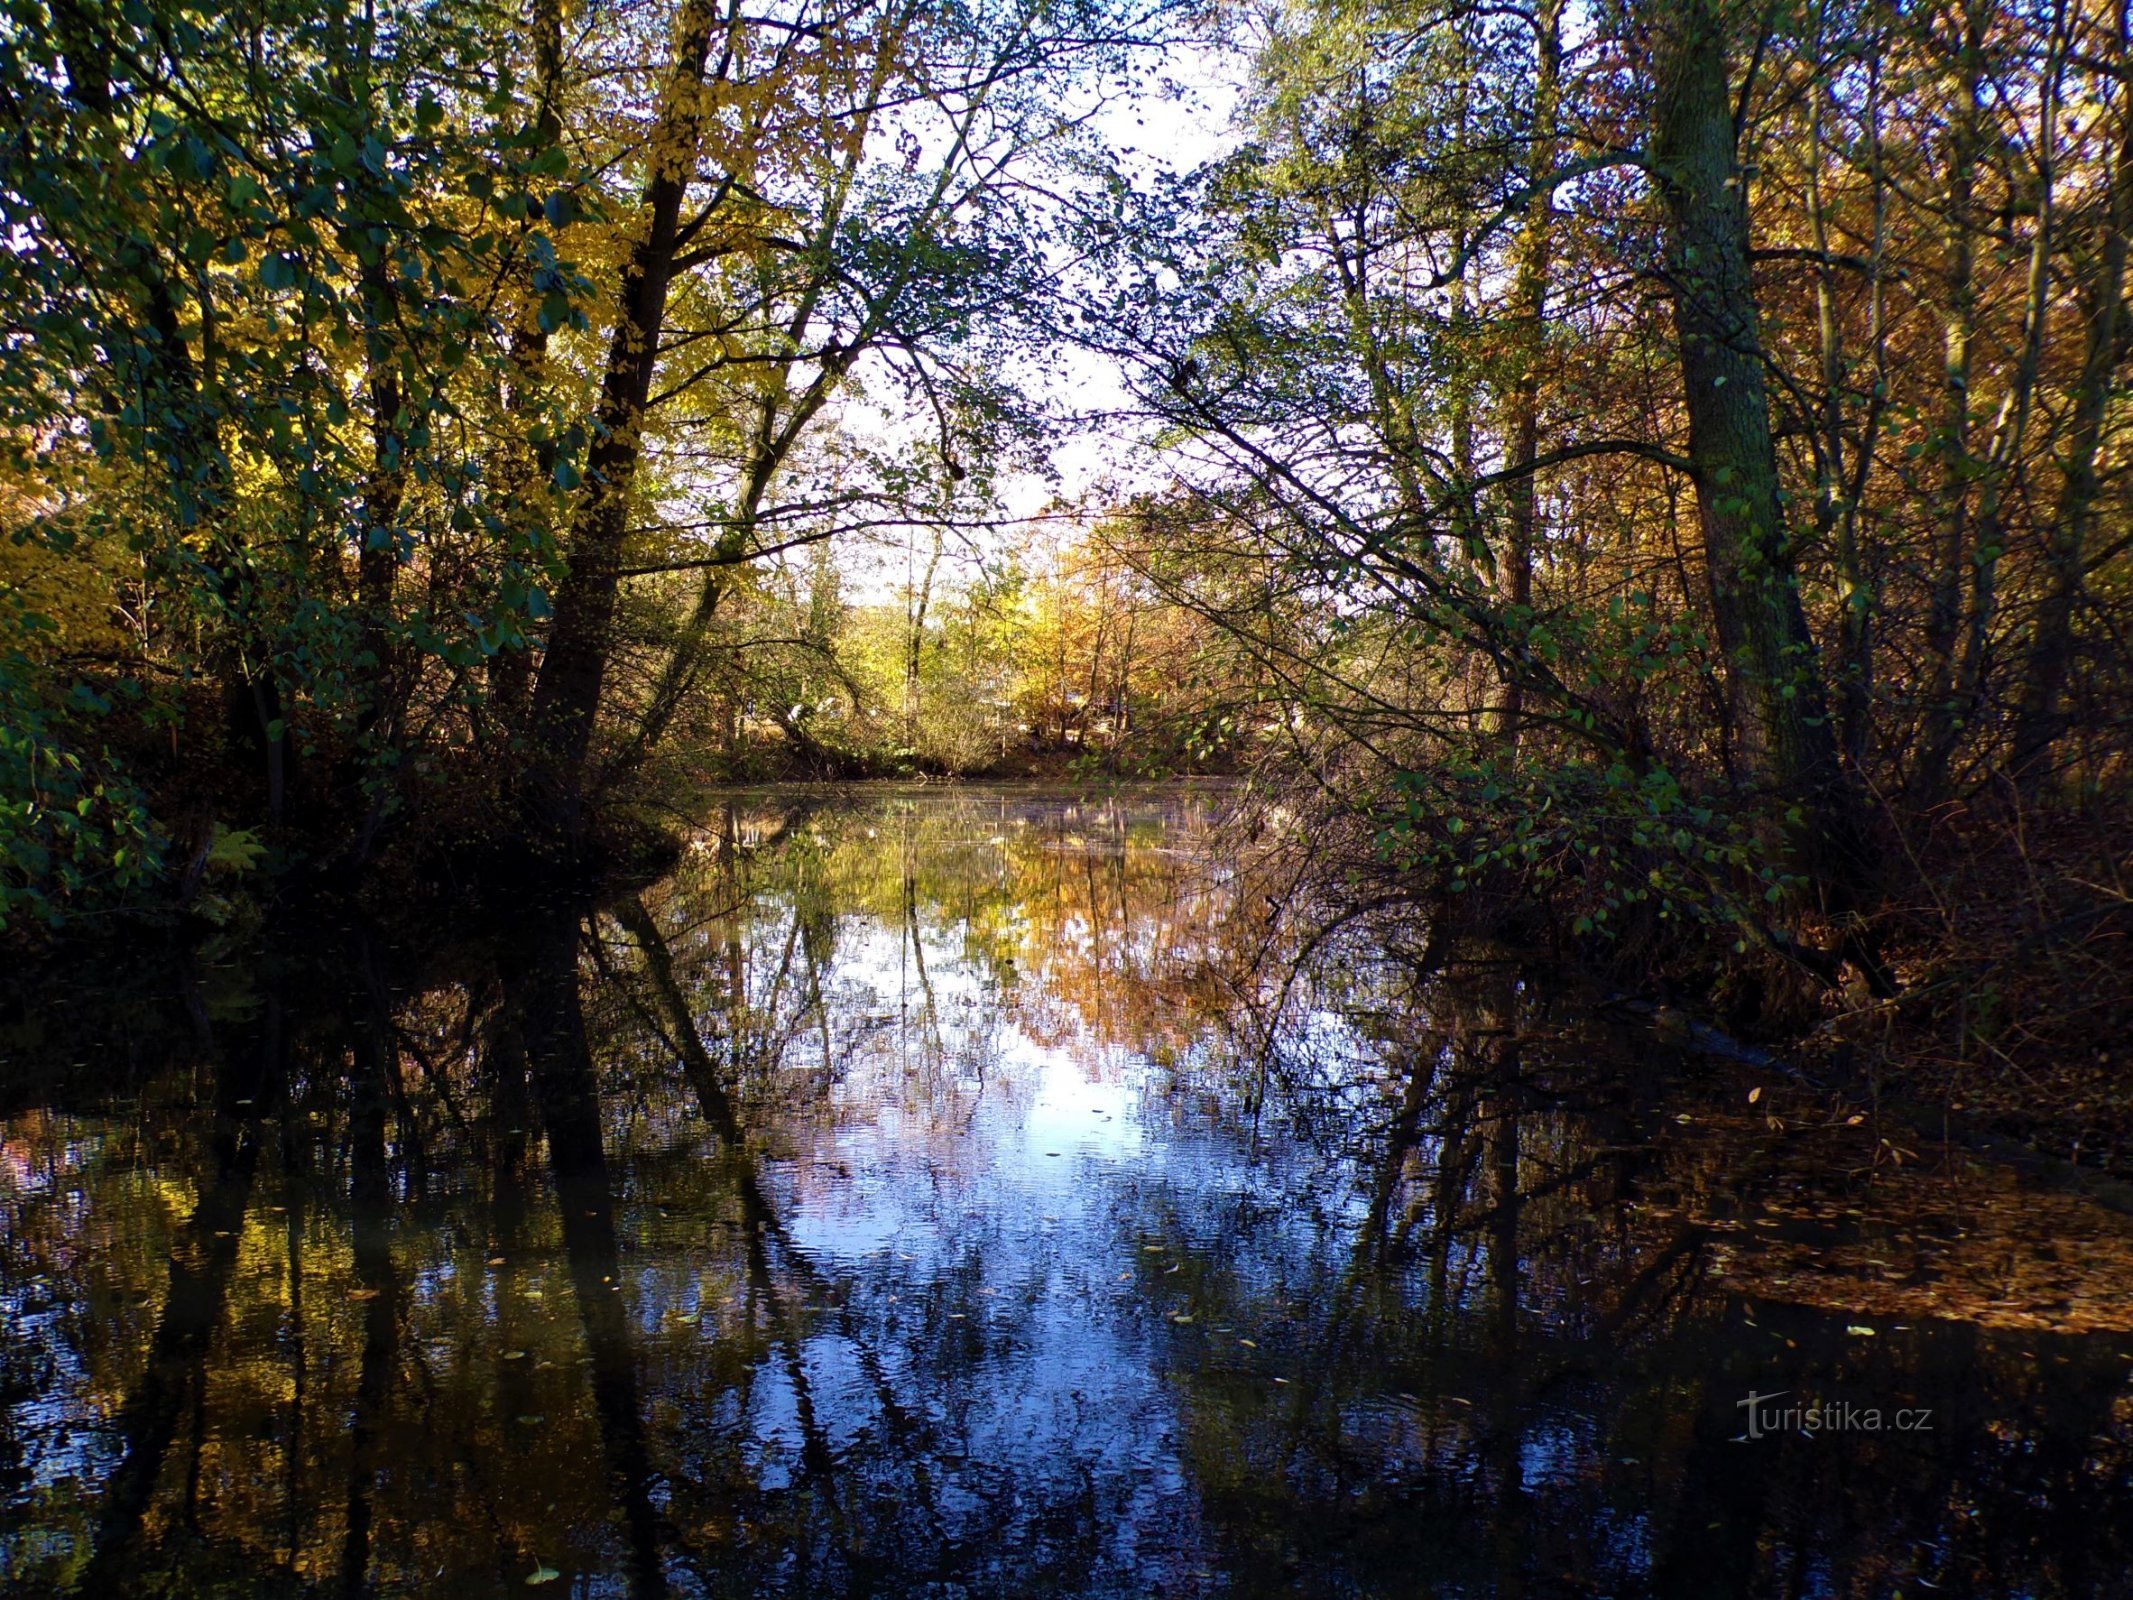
<box><xmin>1647</xmin><ymin>0</ymin><xmax>1859</xmax><ymax>882</ymax></box>
<box><xmin>523</xmin><ymin>0</ymin><xmax>722</xmax><ymax>843</ymax></box>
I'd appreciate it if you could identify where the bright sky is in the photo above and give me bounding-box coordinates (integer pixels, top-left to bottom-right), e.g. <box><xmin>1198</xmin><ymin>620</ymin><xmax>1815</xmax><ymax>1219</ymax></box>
<box><xmin>1017</xmin><ymin>43</ymin><xmax>1246</xmax><ymax>503</ymax></box>
<box><xmin>835</xmin><ymin>39</ymin><xmax>1248</xmax><ymax>603</ymax></box>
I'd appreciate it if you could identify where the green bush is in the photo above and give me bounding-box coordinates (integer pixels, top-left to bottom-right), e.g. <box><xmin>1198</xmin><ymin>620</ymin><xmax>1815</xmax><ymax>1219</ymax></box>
<box><xmin>0</xmin><ymin>625</ymin><xmax>163</xmax><ymax>930</ymax></box>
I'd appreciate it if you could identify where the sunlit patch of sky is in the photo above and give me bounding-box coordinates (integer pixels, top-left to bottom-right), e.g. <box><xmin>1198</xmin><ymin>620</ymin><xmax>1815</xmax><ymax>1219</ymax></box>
<box><xmin>818</xmin><ymin>38</ymin><xmax>1247</xmax><ymax>603</ymax></box>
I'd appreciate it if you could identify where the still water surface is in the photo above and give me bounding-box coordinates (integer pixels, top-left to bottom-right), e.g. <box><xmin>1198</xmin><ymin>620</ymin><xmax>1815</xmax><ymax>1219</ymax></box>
<box><xmin>5</xmin><ymin>786</ymin><xmax>2133</xmax><ymax>1597</ymax></box>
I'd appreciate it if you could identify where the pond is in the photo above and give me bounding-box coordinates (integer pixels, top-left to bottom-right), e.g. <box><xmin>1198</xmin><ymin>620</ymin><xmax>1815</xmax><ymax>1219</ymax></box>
<box><xmin>4</xmin><ymin>785</ymin><xmax>2132</xmax><ymax>1597</ymax></box>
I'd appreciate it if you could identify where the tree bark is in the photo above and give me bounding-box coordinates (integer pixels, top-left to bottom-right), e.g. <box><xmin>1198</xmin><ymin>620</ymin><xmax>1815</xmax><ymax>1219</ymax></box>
<box><xmin>488</xmin><ymin>0</ymin><xmax>568</xmax><ymax>734</ymax></box>
<box><xmin>523</xmin><ymin>0</ymin><xmax>724</xmax><ymax>841</ymax></box>
<box><xmin>1808</xmin><ymin>43</ymin><xmax>1888</xmax><ymax>775</ymax></box>
<box><xmin>357</xmin><ymin>266</ymin><xmax>405</xmax><ymax>750</ymax></box>
<box><xmin>1647</xmin><ymin>0</ymin><xmax>1858</xmax><ymax>875</ymax></box>
<box><xmin>1917</xmin><ymin>2</ymin><xmax>1985</xmax><ymax>799</ymax></box>
<box><xmin>2010</xmin><ymin>11</ymin><xmax>2133</xmax><ymax>791</ymax></box>
<box><xmin>1493</xmin><ymin>0</ymin><xmax>1561</xmax><ymax>742</ymax></box>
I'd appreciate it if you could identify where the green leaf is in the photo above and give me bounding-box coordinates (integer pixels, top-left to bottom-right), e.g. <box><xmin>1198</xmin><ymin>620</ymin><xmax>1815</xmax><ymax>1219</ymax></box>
<box><xmin>205</xmin><ymin>825</ymin><xmax>266</xmax><ymax>876</ymax></box>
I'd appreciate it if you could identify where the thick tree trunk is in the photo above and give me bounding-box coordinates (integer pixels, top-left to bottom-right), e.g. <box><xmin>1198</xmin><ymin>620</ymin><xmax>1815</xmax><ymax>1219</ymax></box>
<box><xmin>523</xmin><ymin>0</ymin><xmax>722</xmax><ymax>841</ymax></box>
<box><xmin>1647</xmin><ymin>0</ymin><xmax>1857</xmax><ymax>875</ymax></box>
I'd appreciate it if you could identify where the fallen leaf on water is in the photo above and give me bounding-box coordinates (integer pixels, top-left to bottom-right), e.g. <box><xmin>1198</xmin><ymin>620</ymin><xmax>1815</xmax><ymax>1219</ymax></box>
<box><xmin>1846</xmin><ymin>1325</ymin><xmax>1877</xmax><ymax>1337</ymax></box>
<box><xmin>1748</xmin><ymin>1087</ymin><xmax>1763</xmax><ymax>1104</ymax></box>
<box><xmin>526</xmin><ymin>1563</ymin><xmax>560</xmax><ymax>1586</ymax></box>
<box><xmin>488</xmin><ymin>1257</ymin><xmax>507</xmax><ymax>1267</ymax></box>
<box><xmin>349</xmin><ymin>1288</ymin><xmax>381</xmax><ymax>1301</ymax></box>
<box><xmin>1238</xmin><ymin>1338</ymin><xmax>1257</xmax><ymax>1348</ymax></box>
<box><xmin>1172</xmin><ymin>1313</ymin><xmax>1194</xmax><ymax>1324</ymax></box>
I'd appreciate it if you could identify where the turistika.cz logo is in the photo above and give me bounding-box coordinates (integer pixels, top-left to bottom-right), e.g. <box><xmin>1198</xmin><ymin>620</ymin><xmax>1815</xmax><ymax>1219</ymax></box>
<box><xmin>1734</xmin><ymin>1390</ymin><xmax>1934</xmax><ymax>1441</ymax></box>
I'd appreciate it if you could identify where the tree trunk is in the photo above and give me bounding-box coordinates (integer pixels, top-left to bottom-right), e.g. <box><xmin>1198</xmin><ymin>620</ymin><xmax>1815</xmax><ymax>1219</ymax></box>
<box><xmin>1808</xmin><ymin>44</ymin><xmax>1888</xmax><ymax>775</ymax></box>
<box><xmin>523</xmin><ymin>0</ymin><xmax>722</xmax><ymax>842</ymax></box>
<box><xmin>1647</xmin><ymin>0</ymin><xmax>1857</xmax><ymax>875</ymax></box>
<box><xmin>1917</xmin><ymin>3</ymin><xmax>1984</xmax><ymax>799</ymax></box>
<box><xmin>2010</xmin><ymin>19</ymin><xmax>2133</xmax><ymax>791</ymax></box>
<box><xmin>1964</xmin><ymin>11</ymin><xmax>2065</xmax><ymax>768</ymax></box>
<box><xmin>488</xmin><ymin>0</ymin><xmax>568</xmax><ymax>734</ymax></box>
<box><xmin>357</xmin><ymin>271</ymin><xmax>405</xmax><ymax>748</ymax></box>
<box><xmin>905</xmin><ymin>530</ymin><xmax>943</xmax><ymax>749</ymax></box>
<box><xmin>1493</xmin><ymin>0</ymin><xmax>1561</xmax><ymax>742</ymax></box>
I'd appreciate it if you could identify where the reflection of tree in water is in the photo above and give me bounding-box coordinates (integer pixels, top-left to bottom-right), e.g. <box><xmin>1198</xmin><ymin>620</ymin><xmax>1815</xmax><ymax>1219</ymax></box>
<box><xmin>1140</xmin><ymin>920</ymin><xmax>2133</xmax><ymax>1595</ymax></box>
<box><xmin>2</xmin><ymin>789</ymin><xmax>2132</xmax><ymax>1596</ymax></box>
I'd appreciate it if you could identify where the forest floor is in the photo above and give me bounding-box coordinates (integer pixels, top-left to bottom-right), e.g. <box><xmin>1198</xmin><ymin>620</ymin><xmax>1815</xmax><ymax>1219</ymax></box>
<box><xmin>1815</xmin><ymin>801</ymin><xmax>2133</xmax><ymax>1180</ymax></box>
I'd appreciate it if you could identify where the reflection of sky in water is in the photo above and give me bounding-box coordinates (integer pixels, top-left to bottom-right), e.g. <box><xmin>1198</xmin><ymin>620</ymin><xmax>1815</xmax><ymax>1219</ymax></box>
<box><xmin>725</xmin><ymin>845</ymin><xmax>1257</xmax><ymax>1573</ymax></box>
<box><xmin>650</xmin><ymin>802</ymin><xmax>1639</xmax><ymax>1585</ymax></box>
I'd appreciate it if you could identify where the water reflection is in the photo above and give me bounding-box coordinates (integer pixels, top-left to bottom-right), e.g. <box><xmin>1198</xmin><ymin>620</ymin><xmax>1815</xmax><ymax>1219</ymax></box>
<box><xmin>4</xmin><ymin>786</ymin><xmax>2132</xmax><ymax>1597</ymax></box>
